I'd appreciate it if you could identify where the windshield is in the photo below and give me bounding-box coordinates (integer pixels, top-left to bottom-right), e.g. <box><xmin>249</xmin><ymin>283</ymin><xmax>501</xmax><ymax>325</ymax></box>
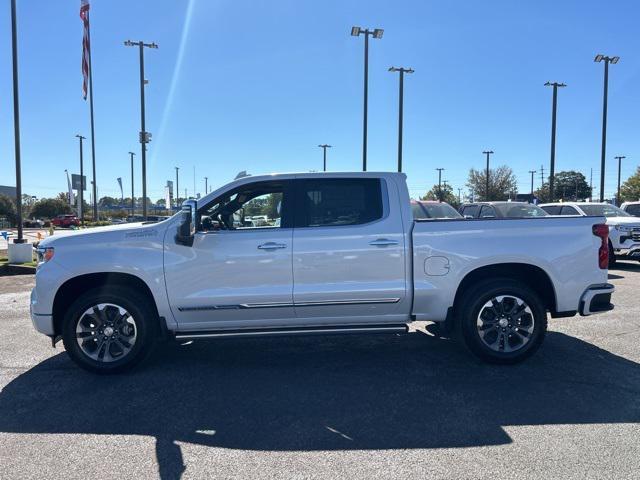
<box><xmin>494</xmin><ymin>203</ymin><xmax>548</xmax><ymax>218</ymax></box>
<box><xmin>579</xmin><ymin>204</ymin><xmax>630</xmax><ymax>217</ymax></box>
<box><xmin>412</xmin><ymin>202</ymin><xmax>462</xmax><ymax>219</ymax></box>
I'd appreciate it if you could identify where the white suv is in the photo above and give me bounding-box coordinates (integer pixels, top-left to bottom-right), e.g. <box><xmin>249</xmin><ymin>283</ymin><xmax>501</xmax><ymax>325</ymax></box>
<box><xmin>540</xmin><ymin>202</ymin><xmax>640</xmax><ymax>266</ymax></box>
<box><xmin>620</xmin><ymin>201</ymin><xmax>640</xmax><ymax>217</ymax></box>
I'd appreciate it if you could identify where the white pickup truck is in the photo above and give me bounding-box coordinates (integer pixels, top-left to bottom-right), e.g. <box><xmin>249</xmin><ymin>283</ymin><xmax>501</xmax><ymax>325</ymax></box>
<box><xmin>31</xmin><ymin>172</ymin><xmax>614</xmax><ymax>373</ymax></box>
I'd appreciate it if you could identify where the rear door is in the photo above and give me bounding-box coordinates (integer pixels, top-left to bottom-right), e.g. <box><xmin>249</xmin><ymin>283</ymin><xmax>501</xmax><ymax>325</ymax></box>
<box><xmin>291</xmin><ymin>177</ymin><xmax>408</xmax><ymax>324</ymax></box>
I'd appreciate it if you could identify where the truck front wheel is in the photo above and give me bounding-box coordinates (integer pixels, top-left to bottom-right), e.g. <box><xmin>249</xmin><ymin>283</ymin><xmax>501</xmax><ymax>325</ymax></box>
<box><xmin>62</xmin><ymin>286</ymin><xmax>157</xmax><ymax>374</ymax></box>
<box><xmin>456</xmin><ymin>278</ymin><xmax>547</xmax><ymax>364</ymax></box>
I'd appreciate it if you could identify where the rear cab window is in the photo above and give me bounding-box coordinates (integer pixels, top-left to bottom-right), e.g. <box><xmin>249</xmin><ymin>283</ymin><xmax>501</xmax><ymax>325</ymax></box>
<box><xmin>461</xmin><ymin>205</ymin><xmax>479</xmax><ymax>218</ymax></box>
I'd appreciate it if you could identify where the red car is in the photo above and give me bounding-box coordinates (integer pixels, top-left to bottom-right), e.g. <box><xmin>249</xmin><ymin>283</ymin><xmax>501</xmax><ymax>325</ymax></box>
<box><xmin>52</xmin><ymin>214</ymin><xmax>80</xmax><ymax>228</ymax></box>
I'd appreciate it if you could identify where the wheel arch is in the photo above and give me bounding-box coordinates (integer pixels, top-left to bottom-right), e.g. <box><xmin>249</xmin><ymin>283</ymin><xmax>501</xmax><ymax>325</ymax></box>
<box><xmin>452</xmin><ymin>263</ymin><xmax>558</xmax><ymax>316</ymax></box>
<box><xmin>52</xmin><ymin>272</ymin><xmax>160</xmax><ymax>338</ymax></box>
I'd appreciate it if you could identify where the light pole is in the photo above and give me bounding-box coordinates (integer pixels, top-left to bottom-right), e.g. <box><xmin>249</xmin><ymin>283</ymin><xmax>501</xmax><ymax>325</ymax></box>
<box><xmin>351</xmin><ymin>26</ymin><xmax>384</xmax><ymax>171</ymax></box>
<box><xmin>615</xmin><ymin>155</ymin><xmax>626</xmax><ymax>206</ymax></box>
<box><xmin>482</xmin><ymin>150</ymin><xmax>494</xmax><ymax>200</ymax></box>
<box><xmin>318</xmin><ymin>144</ymin><xmax>332</xmax><ymax>172</ymax></box>
<box><xmin>436</xmin><ymin>168</ymin><xmax>445</xmax><ymax>201</ymax></box>
<box><xmin>129</xmin><ymin>152</ymin><xmax>135</xmax><ymax>215</ymax></box>
<box><xmin>10</xmin><ymin>0</ymin><xmax>25</xmax><ymax>243</ymax></box>
<box><xmin>204</xmin><ymin>176</ymin><xmax>208</xmax><ymax>195</ymax></box>
<box><xmin>594</xmin><ymin>54</ymin><xmax>619</xmax><ymax>202</ymax></box>
<box><xmin>175</xmin><ymin>167</ymin><xmax>180</xmax><ymax>207</ymax></box>
<box><xmin>458</xmin><ymin>188</ymin><xmax>463</xmax><ymax>204</ymax></box>
<box><xmin>76</xmin><ymin>135</ymin><xmax>86</xmax><ymax>220</ymax></box>
<box><xmin>529</xmin><ymin>170</ymin><xmax>537</xmax><ymax>195</ymax></box>
<box><xmin>389</xmin><ymin>67</ymin><xmax>414</xmax><ymax>172</ymax></box>
<box><xmin>544</xmin><ymin>82</ymin><xmax>566</xmax><ymax>201</ymax></box>
<box><xmin>124</xmin><ymin>39</ymin><xmax>158</xmax><ymax>220</ymax></box>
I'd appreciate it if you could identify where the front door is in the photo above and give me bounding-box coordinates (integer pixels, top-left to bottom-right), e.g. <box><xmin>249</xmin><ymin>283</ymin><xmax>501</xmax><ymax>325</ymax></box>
<box><xmin>291</xmin><ymin>177</ymin><xmax>408</xmax><ymax>324</ymax></box>
<box><xmin>164</xmin><ymin>180</ymin><xmax>295</xmax><ymax>330</ymax></box>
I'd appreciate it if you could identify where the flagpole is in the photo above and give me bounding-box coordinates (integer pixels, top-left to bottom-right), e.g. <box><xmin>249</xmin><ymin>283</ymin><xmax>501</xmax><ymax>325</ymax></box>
<box><xmin>86</xmin><ymin>10</ymin><xmax>98</xmax><ymax>221</ymax></box>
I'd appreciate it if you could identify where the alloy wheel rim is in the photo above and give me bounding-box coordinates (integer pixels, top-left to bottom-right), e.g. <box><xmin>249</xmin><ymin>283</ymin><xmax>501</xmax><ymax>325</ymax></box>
<box><xmin>75</xmin><ymin>303</ymin><xmax>138</xmax><ymax>363</ymax></box>
<box><xmin>476</xmin><ymin>295</ymin><xmax>535</xmax><ymax>353</ymax></box>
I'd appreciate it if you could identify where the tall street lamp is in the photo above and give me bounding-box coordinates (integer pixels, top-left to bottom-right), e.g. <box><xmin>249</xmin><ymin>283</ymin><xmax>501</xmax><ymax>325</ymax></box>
<box><xmin>594</xmin><ymin>54</ymin><xmax>619</xmax><ymax>202</ymax></box>
<box><xmin>10</xmin><ymin>0</ymin><xmax>25</xmax><ymax>243</ymax></box>
<box><xmin>529</xmin><ymin>170</ymin><xmax>537</xmax><ymax>195</ymax></box>
<box><xmin>436</xmin><ymin>168</ymin><xmax>445</xmax><ymax>201</ymax></box>
<box><xmin>76</xmin><ymin>135</ymin><xmax>86</xmax><ymax>220</ymax></box>
<box><xmin>204</xmin><ymin>176</ymin><xmax>208</xmax><ymax>195</ymax></box>
<box><xmin>615</xmin><ymin>155</ymin><xmax>626</xmax><ymax>206</ymax></box>
<box><xmin>482</xmin><ymin>150</ymin><xmax>494</xmax><ymax>200</ymax></box>
<box><xmin>351</xmin><ymin>26</ymin><xmax>383</xmax><ymax>171</ymax></box>
<box><xmin>318</xmin><ymin>144</ymin><xmax>332</xmax><ymax>172</ymax></box>
<box><xmin>389</xmin><ymin>67</ymin><xmax>414</xmax><ymax>172</ymax></box>
<box><xmin>544</xmin><ymin>82</ymin><xmax>566</xmax><ymax>201</ymax></box>
<box><xmin>129</xmin><ymin>152</ymin><xmax>135</xmax><ymax>215</ymax></box>
<box><xmin>124</xmin><ymin>39</ymin><xmax>158</xmax><ymax>220</ymax></box>
<box><xmin>175</xmin><ymin>167</ymin><xmax>180</xmax><ymax>207</ymax></box>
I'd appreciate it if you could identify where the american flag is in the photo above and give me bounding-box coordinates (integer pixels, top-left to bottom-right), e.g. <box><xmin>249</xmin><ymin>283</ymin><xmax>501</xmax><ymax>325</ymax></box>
<box><xmin>80</xmin><ymin>0</ymin><xmax>90</xmax><ymax>100</ymax></box>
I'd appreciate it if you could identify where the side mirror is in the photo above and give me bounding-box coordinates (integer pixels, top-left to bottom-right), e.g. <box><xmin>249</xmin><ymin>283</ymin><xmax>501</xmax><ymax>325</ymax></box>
<box><xmin>175</xmin><ymin>200</ymin><xmax>197</xmax><ymax>246</ymax></box>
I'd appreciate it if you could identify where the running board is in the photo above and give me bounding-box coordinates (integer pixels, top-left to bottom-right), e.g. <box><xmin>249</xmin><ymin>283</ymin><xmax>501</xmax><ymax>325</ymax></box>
<box><xmin>174</xmin><ymin>323</ymin><xmax>409</xmax><ymax>340</ymax></box>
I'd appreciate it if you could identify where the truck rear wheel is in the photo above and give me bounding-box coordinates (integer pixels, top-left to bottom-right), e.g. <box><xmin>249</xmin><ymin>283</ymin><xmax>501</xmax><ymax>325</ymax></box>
<box><xmin>61</xmin><ymin>286</ymin><xmax>157</xmax><ymax>374</ymax></box>
<box><xmin>456</xmin><ymin>278</ymin><xmax>547</xmax><ymax>364</ymax></box>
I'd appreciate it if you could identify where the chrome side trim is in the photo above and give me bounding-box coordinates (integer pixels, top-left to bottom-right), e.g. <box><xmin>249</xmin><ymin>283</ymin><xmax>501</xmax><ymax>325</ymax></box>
<box><xmin>177</xmin><ymin>297</ymin><xmax>401</xmax><ymax>312</ymax></box>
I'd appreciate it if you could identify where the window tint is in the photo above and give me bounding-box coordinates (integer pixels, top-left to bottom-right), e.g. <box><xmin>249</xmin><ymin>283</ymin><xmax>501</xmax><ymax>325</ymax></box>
<box><xmin>579</xmin><ymin>204</ymin><xmax>630</xmax><ymax>217</ymax></box>
<box><xmin>462</xmin><ymin>205</ymin><xmax>479</xmax><ymax>218</ymax></box>
<box><xmin>560</xmin><ymin>206</ymin><xmax>579</xmax><ymax>215</ymax></box>
<box><xmin>625</xmin><ymin>204</ymin><xmax>640</xmax><ymax>217</ymax></box>
<box><xmin>200</xmin><ymin>181</ymin><xmax>286</xmax><ymax>231</ymax></box>
<box><xmin>542</xmin><ymin>205</ymin><xmax>561</xmax><ymax>215</ymax></box>
<box><xmin>480</xmin><ymin>206</ymin><xmax>496</xmax><ymax>218</ymax></box>
<box><xmin>297</xmin><ymin>178</ymin><xmax>383</xmax><ymax>227</ymax></box>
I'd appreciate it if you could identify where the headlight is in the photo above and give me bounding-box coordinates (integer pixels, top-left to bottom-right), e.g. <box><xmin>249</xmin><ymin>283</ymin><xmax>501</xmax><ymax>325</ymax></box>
<box><xmin>36</xmin><ymin>247</ymin><xmax>55</xmax><ymax>265</ymax></box>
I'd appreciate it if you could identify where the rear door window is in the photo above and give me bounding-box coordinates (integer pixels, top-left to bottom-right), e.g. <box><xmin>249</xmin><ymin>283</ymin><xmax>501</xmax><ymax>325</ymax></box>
<box><xmin>480</xmin><ymin>206</ymin><xmax>496</xmax><ymax>218</ymax></box>
<box><xmin>541</xmin><ymin>205</ymin><xmax>561</xmax><ymax>215</ymax></box>
<box><xmin>560</xmin><ymin>206</ymin><xmax>580</xmax><ymax>215</ymax></box>
<box><xmin>461</xmin><ymin>205</ymin><xmax>479</xmax><ymax>218</ymax></box>
<box><xmin>295</xmin><ymin>178</ymin><xmax>383</xmax><ymax>228</ymax></box>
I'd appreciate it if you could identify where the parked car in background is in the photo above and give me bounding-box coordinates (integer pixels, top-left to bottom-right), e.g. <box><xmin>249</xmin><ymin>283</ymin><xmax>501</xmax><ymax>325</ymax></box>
<box><xmin>460</xmin><ymin>201</ymin><xmax>548</xmax><ymax>219</ymax></box>
<box><xmin>411</xmin><ymin>200</ymin><xmax>462</xmax><ymax>220</ymax></box>
<box><xmin>31</xmin><ymin>172</ymin><xmax>613</xmax><ymax>373</ymax></box>
<box><xmin>23</xmin><ymin>218</ymin><xmax>45</xmax><ymax>228</ymax></box>
<box><xmin>620</xmin><ymin>201</ymin><xmax>640</xmax><ymax>217</ymax></box>
<box><xmin>51</xmin><ymin>214</ymin><xmax>80</xmax><ymax>228</ymax></box>
<box><xmin>540</xmin><ymin>202</ymin><xmax>640</xmax><ymax>266</ymax></box>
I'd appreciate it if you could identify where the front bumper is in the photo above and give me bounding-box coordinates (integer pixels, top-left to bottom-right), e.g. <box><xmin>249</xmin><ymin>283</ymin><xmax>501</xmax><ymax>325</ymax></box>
<box><xmin>579</xmin><ymin>283</ymin><xmax>615</xmax><ymax>316</ymax></box>
<box><xmin>614</xmin><ymin>244</ymin><xmax>640</xmax><ymax>258</ymax></box>
<box><xmin>30</xmin><ymin>288</ymin><xmax>54</xmax><ymax>335</ymax></box>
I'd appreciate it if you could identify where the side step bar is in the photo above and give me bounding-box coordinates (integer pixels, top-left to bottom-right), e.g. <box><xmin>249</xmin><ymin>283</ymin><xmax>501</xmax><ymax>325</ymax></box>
<box><xmin>174</xmin><ymin>323</ymin><xmax>409</xmax><ymax>340</ymax></box>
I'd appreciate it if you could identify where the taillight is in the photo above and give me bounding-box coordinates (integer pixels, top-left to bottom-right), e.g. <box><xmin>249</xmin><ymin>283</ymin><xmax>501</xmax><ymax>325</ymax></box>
<box><xmin>592</xmin><ymin>224</ymin><xmax>609</xmax><ymax>269</ymax></box>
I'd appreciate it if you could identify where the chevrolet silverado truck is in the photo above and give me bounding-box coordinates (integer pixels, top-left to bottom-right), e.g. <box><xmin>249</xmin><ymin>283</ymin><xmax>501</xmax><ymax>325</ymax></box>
<box><xmin>31</xmin><ymin>172</ymin><xmax>614</xmax><ymax>373</ymax></box>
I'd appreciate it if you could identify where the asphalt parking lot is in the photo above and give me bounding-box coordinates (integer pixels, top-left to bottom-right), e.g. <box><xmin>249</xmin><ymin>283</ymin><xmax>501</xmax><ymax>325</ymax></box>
<box><xmin>0</xmin><ymin>267</ymin><xmax>639</xmax><ymax>479</ymax></box>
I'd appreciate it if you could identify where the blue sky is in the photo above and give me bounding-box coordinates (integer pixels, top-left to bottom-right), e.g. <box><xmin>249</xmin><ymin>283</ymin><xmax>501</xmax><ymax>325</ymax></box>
<box><xmin>1</xmin><ymin>0</ymin><xmax>639</xmax><ymax>201</ymax></box>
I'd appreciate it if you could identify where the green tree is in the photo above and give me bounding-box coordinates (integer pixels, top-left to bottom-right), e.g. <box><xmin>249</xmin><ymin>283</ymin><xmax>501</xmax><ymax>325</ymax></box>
<box><xmin>0</xmin><ymin>194</ymin><xmax>17</xmax><ymax>225</ymax></box>
<box><xmin>31</xmin><ymin>198</ymin><xmax>72</xmax><ymax>219</ymax></box>
<box><xmin>98</xmin><ymin>196</ymin><xmax>119</xmax><ymax>208</ymax></box>
<box><xmin>420</xmin><ymin>183</ymin><xmax>460</xmax><ymax>209</ymax></box>
<box><xmin>620</xmin><ymin>166</ymin><xmax>640</xmax><ymax>203</ymax></box>
<box><xmin>535</xmin><ymin>170</ymin><xmax>591</xmax><ymax>202</ymax></box>
<box><xmin>466</xmin><ymin>165</ymin><xmax>518</xmax><ymax>201</ymax></box>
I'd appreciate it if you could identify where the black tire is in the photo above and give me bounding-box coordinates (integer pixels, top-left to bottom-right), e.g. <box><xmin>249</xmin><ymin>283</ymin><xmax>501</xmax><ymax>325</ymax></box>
<box><xmin>62</xmin><ymin>286</ymin><xmax>157</xmax><ymax>374</ymax></box>
<box><xmin>455</xmin><ymin>278</ymin><xmax>547</xmax><ymax>364</ymax></box>
<box><xmin>608</xmin><ymin>242</ymin><xmax>616</xmax><ymax>268</ymax></box>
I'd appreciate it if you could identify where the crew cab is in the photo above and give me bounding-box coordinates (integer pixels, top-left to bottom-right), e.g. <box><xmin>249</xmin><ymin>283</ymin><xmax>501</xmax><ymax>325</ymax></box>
<box><xmin>31</xmin><ymin>172</ymin><xmax>614</xmax><ymax>373</ymax></box>
<box><xmin>540</xmin><ymin>202</ymin><xmax>640</xmax><ymax>266</ymax></box>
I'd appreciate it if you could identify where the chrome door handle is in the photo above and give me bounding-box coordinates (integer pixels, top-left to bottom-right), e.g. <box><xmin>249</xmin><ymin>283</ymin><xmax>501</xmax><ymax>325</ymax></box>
<box><xmin>369</xmin><ymin>238</ymin><xmax>399</xmax><ymax>247</ymax></box>
<box><xmin>258</xmin><ymin>242</ymin><xmax>287</xmax><ymax>250</ymax></box>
